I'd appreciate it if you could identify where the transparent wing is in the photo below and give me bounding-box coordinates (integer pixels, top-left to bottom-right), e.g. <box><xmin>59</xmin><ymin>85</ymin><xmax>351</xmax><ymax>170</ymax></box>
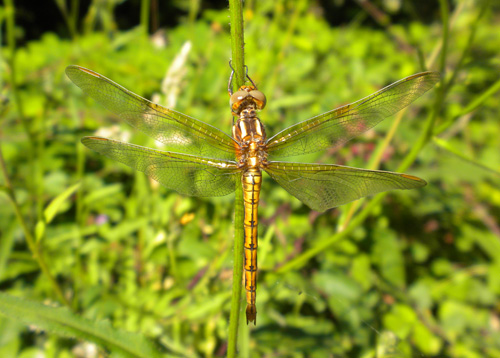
<box><xmin>82</xmin><ymin>137</ymin><xmax>240</xmax><ymax>197</ymax></box>
<box><xmin>265</xmin><ymin>162</ymin><xmax>426</xmax><ymax>212</ymax></box>
<box><xmin>266</xmin><ymin>72</ymin><xmax>440</xmax><ymax>158</ymax></box>
<box><xmin>67</xmin><ymin>65</ymin><xmax>237</xmax><ymax>160</ymax></box>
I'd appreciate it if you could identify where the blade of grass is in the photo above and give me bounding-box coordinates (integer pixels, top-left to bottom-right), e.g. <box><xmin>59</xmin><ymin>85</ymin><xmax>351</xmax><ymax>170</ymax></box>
<box><xmin>435</xmin><ymin>77</ymin><xmax>500</xmax><ymax>136</ymax></box>
<box><xmin>432</xmin><ymin>137</ymin><xmax>500</xmax><ymax>177</ymax></box>
<box><xmin>44</xmin><ymin>182</ymin><xmax>81</xmax><ymax>224</ymax></box>
<box><xmin>35</xmin><ymin>182</ymin><xmax>81</xmax><ymax>244</ymax></box>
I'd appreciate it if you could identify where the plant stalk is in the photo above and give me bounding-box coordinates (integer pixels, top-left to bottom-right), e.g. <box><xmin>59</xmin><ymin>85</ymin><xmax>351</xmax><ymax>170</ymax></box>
<box><xmin>0</xmin><ymin>145</ymin><xmax>70</xmax><ymax>307</ymax></box>
<box><xmin>141</xmin><ymin>0</ymin><xmax>151</xmax><ymax>35</ymax></box>
<box><xmin>227</xmin><ymin>0</ymin><xmax>246</xmax><ymax>356</ymax></box>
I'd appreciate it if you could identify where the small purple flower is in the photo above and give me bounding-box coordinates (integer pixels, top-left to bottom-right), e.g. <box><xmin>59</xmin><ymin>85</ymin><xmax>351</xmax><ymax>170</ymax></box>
<box><xmin>95</xmin><ymin>214</ymin><xmax>109</xmax><ymax>226</ymax></box>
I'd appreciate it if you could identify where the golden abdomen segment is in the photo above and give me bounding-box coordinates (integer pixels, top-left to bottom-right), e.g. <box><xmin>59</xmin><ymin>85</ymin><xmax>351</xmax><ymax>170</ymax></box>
<box><xmin>242</xmin><ymin>168</ymin><xmax>262</xmax><ymax>325</ymax></box>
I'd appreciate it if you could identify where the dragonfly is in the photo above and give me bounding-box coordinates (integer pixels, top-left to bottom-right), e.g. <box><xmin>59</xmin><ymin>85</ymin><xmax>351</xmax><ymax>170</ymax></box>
<box><xmin>66</xmin><ymin>65</ymin><xmax>439</xmax><ymax>325</ymax></box>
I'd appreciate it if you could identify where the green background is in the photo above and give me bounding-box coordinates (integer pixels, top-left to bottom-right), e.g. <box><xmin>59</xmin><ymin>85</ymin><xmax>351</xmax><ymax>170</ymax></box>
<box><xmin>1</xmin><ymin>0</ymin><xmax>499</xmax><ymax>357</ymax></box>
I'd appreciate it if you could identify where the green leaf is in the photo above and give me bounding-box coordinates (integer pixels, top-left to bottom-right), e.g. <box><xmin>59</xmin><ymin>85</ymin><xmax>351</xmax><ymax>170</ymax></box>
<box><xmin>376</xmin><ymin>331</ymin><xmax>410</xmax><ymax>358</ymax></box>
<box><xmin>44</xmin><ymin>182</ymin><xmax>81</xmax><ymax>223</ymax></box>
<box><xmin>35</xmin><ymin>220</ymin><xmax>46</xmax><ymax>243</ymax></box>
<box><xmin>0</xmin><ymin>316</ymin><xmax>22</xmax><ymax>357</ymax></box>
<box><xmin>488</xmin><ymin>262</ymin><xmax>500</xmax><ymax>295</ymax></box>
<box><xmin>351</xmin><ymin>254</ymin><xmax>372</xmax><ymax>291</ymax></box>
<box><xmin>383</xmin><ymin>304</ymin><xmax>417</xmax><ymax>339</ymax></box>
<box><xmin>372</xmin><ymin>225</ymin><xmax>406</xmax><ymax>289</ymax></box>
<box><xmin>461</xmin><ymin>224</ymin><xmax>500</xmax><ymax>262</ymax></box>
<box><xmin>412</xmin><ymin>322</ymin><xmax>442</xmax><ymax>354</ymax></box>
<box><xmin>82</xmin><ymin>183</ymin><xmax>123</xmax><ymax>205</ymax></box>
<box><xmin>0</xmin><ymin>293</ymin><xmax>162</xmax><ymax>358</ymax></box>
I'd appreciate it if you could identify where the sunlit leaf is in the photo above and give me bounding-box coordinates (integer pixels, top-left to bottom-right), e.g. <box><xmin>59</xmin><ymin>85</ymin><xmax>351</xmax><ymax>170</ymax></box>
<box><xmin>0</xmin><ymin>293</ymin><xmax>162</xmax><ymax>358</ymax></box>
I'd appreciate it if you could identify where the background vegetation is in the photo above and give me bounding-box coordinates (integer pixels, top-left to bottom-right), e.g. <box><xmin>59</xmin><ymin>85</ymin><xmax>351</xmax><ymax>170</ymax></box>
<box><xmin>1</xmin><ymin>0</ymin><xmax>499</xmax><ymax>357</ymax></box>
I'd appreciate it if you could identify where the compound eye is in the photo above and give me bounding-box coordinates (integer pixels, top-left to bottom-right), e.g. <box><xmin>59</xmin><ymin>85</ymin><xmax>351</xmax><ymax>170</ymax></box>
<box><xmin>249</xmin><ymin>90</ymin><xmax>266</xmax><ymax>109</ymax></box>
<box><xmin>230</xmin><ymin>90</ymin><xmax>249</xmax><ymax>107</ymax></box>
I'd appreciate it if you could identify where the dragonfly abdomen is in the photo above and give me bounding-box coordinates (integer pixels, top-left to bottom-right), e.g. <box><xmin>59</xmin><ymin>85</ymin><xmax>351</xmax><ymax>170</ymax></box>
<box><xmin>242</xmin><ymin>168</ymin><xmax>261</xmax><ymax>325</ymax></box>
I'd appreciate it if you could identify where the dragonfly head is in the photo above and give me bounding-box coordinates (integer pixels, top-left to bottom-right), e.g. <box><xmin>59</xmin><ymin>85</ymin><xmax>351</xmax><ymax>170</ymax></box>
<box><xmin>230</xmin><ymin>85</ymin><xmax>266</xmax><ymax>115</ymax></box>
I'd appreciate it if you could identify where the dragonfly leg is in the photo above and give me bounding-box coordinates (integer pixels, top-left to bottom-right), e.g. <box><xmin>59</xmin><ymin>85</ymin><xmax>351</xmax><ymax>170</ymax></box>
<box><xmin>228</xmin><ymin>60</ymin><xmax>256</xmax><ymax>94</ymax></box>
<box><xmin>228</xmin><ymin>60</ymin><xmax>235</xmax><ymax>95</ymax></box>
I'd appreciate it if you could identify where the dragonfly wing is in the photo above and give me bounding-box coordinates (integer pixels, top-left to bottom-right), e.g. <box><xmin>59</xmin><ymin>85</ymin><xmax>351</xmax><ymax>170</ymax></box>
<box><xmin>264</xmin><ymin>162</ymin><xmax>426</xmax><ymax>212</ymax></box>
<box><xmin>266</xmin><ymin>72</ymin><xmax>440</xmax><ymax>158</ymax></box>
<box><xmin>82</xmin><ymin>137</ymin><xmax>240</xmax><ymax>197</ymax></box>
<box><xmin>67</xmin><ymin>66</ymin><xmax>236</xmax><ymax>160</ymax></box>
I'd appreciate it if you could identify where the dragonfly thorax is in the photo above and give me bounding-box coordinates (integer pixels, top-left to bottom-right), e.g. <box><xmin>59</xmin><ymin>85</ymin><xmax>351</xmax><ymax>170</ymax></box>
<box><xmin>232</xmin><ymin>106</ymin><xmax>268</xmax><ymax>169</ymax></box>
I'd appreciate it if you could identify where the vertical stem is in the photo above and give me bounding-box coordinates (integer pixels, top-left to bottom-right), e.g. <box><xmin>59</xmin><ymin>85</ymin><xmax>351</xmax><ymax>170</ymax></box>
<box><xmin>0</xmin><ymin>146</ymin><xmax>70</xmax><ymax>307</ymax></box>
<box><xmin>227</xmin><ymin>0</ymin><xmax>245</xmax><ymax>356</ymax></box>
<box><xmin>73</xmin><ymin>99</ymin><xmax>85</xmax><ymax>311</ymax></box>
<box><xmin>399</xmin><ymin>0</ymin><xmax>449</xmax><ymax>171</ymax></box>
<box><xmin>4</xmin><ymin>1</ymin><xmax>55</xmax><ymax>291</ymax></box>
<box><xmin>1</xmin><ymin>3</ymin><xmax>69</xmax><ymax>303</ymax></box>
<box><xmin>5</xmin><ymin>0</ymin><xmax>38</xmax><ymax>213</ymax></box>
<box><xmin>188</xmin><ymin>0</ymin><xmax>201</xmax><ymax>25</ymax></box>
<box><xmin>70</xmin><ymin>0</ymin><xmax>80</xmax><ymax>37</ymax></box>
<box><xmin>438</xmin><ymin>0</ymin><xmax>449</xmax><ymax>76</ymax></box>
<box><xmin>5</xmin><ymin>0</ymin><xmax>26</xmax><ymax>122</ymax></box>
<box><xmin>140</xmin><ymin>0</ymin><xmax>151</xmax><ymax>35</ymax></box>
<box><xmin>229</xmin><ymin>0</ymin><xmax>245</xmax><ymax>90</ymax></box>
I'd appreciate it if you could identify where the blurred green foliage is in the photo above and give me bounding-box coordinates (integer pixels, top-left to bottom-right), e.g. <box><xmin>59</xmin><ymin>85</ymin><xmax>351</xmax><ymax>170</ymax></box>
<box><xmin>1</xmin><ymin>0</ymin><xmax>500</xmax><ymax>357</ymax></box>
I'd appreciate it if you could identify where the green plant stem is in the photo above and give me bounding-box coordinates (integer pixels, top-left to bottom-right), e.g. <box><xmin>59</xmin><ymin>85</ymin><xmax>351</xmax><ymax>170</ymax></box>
<box><xmin>438</xmin><ymin>0</ymin><xmax>449</xmax><ymax>75</ymax></box>
<box><xmin>0</xmin><ymin>145</ymin><xmax>70</xmax><ymax>307</ymax></box>
<box><xmin>442</xmin><ymin>0</ymin><xmax>488</xmax><ymax>96</ymax></box>
<box><xmin>227</xmin><ymin>0</ymin><xmax>246</xmax><ymax>356</ymax></box>
<box><xmin>5</xmin><ymin>0</ymin><xmax>26</xmax><ymax>123</ymax></box>
<box><xmin>434</xmin><ymin>0</ymin><xmax>495</xmax><ymax>137</ymax></box>
<box><xmin>5</xmin><ymin>0</ymin><xmax>41</xmax><ymax>222</ymax></box>
<box><xmin>229</xmin><ymin>0</ymin><xmax>245</xmax><ymax>89</ymax></box>
<box><xmin>399</xmin><ymin>1</ymin><xmax>448</xmax><ymax>170</ymax></box>
<box><xmin>70</xmin><ymin>0</ymin><xmax>79</xmax><ymax>37</ymax></box>
<box><xmin>436</xmin><ymin>77</ymin><xmax>500</xmax><ymax>136</ymax></box>
<box><xmin>3</xmin><ymin>0</ymin><xmax>66</xmax><ymax>303</ymax></box>
<box><xmin>188</xmin><ymin>0</ymin><xmax>201</xmax><ymax>25</ymax></box>
<box><xmin>54</xmin><ymin>0</ymin><xmax>78</xmax><ymax>38</ymax></box>
<box><xmin>140</xmin><ymin>0</ymin><xmax>150</xmax><ymax>35</ymax></box>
